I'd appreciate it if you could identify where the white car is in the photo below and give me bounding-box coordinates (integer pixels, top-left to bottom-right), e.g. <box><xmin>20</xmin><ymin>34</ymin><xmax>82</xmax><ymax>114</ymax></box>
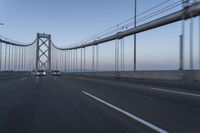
<box><xmin>36</xmin><ymin>70</ymin><xmax>47</xmax><ymax>76</ymax></box>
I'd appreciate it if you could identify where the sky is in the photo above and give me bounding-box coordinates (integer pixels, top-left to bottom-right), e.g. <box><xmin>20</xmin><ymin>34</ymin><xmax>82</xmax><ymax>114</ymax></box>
<box><xmin>0</xmin><ymin>0</ymin><xmax>200</xmax><ymax>71</ymax></box>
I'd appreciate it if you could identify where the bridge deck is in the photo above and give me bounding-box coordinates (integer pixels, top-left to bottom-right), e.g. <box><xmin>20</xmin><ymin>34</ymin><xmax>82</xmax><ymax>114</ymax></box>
<box><xmin>0</xmin><ymin>75</ymin><xmax>199</xmax><ymax>133</ymax></box>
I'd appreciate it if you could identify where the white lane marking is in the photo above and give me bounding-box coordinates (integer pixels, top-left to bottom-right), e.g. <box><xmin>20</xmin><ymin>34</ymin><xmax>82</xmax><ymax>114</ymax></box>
<box><xmin>77</xmin><ymin>77</ymin><xmax>200</xmax><ymax>98</ymax></box>
<box><xmin>82</xmin><ymin>91</ymin><xmax>168</xmax><ymax>133</ymax></box>
<box><xmin>151</xmin><ymin>88</ymin><xmax>200</xmax><ymax>97</ymax></box>
<box><xmin>21</xmin><ymin>77</ymin><xmax>27</xmax><ymax>81</ymax></box>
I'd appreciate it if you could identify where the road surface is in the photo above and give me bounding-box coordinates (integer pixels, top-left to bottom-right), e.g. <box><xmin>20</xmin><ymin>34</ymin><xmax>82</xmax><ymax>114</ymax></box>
<box><xmin>0</xmin><ymin>74</ymin><xmax>199</xmax><ymax>133</ymax></box>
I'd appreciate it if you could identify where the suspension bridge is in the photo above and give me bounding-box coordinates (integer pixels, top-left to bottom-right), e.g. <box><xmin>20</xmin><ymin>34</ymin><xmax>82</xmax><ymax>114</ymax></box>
<box><xmin>0</xmin><ymin>1</ymin><xmax>200</xmax><ymax>133</ymax></box>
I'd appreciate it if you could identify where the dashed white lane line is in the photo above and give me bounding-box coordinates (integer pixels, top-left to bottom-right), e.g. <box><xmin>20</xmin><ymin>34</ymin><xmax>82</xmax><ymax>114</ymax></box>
<box><xmin>82</xmin><ymin>91</ymin><xmax>168</xmax><ymax>133</ymax></box>
<box><xmin>21</xmin><ymin>77</ymin><xmax>27</xmax><ymax>81</ymax></box>
<box><xmin>150</xmin><ymin>87</ymin><xmax>200</xmax><ymax>98</ymax></box>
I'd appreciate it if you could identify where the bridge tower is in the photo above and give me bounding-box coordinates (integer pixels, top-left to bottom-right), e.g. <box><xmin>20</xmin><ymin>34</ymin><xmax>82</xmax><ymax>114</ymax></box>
<box><xmin>36</xmin><ymin>33</ymin><xmax>51</xmax><ymax>72</ymax></box>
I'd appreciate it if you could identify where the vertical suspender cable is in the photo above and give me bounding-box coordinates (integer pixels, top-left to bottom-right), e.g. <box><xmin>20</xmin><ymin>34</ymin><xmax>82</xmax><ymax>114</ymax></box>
<box><xmin>67</xmin><ymin>50</ymin><xmax>69</xmax><ymax>72</ymax></box>
<box><xmin>8</xmin><ymin>45</ymin><xmax>10</xmax><ymax>71</ymax></box>
<box><xmin>65</xmin><ymin>50</ymin><xmax>66</xmax><ymax>72</ymax></box>
<box><xmin>71</xmin><ymin>50</ymin><xmax>73</xmax><ymax>72</ymax></box>
<box><xmin>24</xmin><ymin>47</ymin><xmax>25</xmax><ymax>71</ymax></box>
<box><xmin>28</xmin><ymin>47</ymin><xmax>30</xmax><ymax>71</ymax></box>
<box><xmin>121</xmin><ymin>39</ymin><xmax>123</xmax><ymax>71</ymax></box>
<box><xmin>21</xmin><ymin>46</ymin><xmax>23</xmax><ymax>71</ymax></box>
<box><xmin>60</xmin><ymin>50</ymin><xmax>62</xmax><ymax>71</ymax></box>
<box><xmin>70</xmin><ymin>50</ymin><xmax>71</xmax><ymax>72</ymax></box>
<box><xmin>17</xmin><ymin>46</ymin><xmax>19</xmax><ymax>71</ymax></box>
<box><xmin>117</xmin><ymin>40</ymin><xmax>119</xmax><ymax>76</ymax></box>
<box><xmin>122</xmin><ymin>38</ymin><xmax>125</xmax><ymax>71</ymax></box>
<box><xmin>13</xmin><ymin>46</ymin><xmax>15</xmax><ymax>70</ymax></box>
<box><xmin>92</xmin><ymin>46</ymin><xmax>95</xmax><ymax>73</ymax></box>
<box><xmin>199</xmin><ymin>15</ymin><xmax>200</xmax><ymax>68</ymax></box>
<box><xmin>115</xmin><ymin>40</ymin><xmax>117</xmax><ymax>72</ymax></box>
<box><xmin>19</xmin><ymin>46</ymin><xmax>21</xmax><ymax>71</ymax></box>
<box><xmin>16</xmin><ymin>47</ymin><xmax>18</xmax><ymax>71</ymax></box>
<box><xmin>5</xmin><ymin>44</ymin><xmax>7</xmax><ymax>70</ymax></box>
<box><xmin>60</xmin><ymin>51</ymin><xmax>62</xmax><ymax>71</ymax></box>
<box><xmin>115</xmin><ymin>40</ymin><xmax>119</xmax><ymax>78</ymax></box>
<box><xmin>18</xmin><ymin>47</ymin><xmax>20</xmax><ymax>71</ymax></box>
<box><xmin>179</xmin><ymin>35</ymin><xmax>184</xmax><ymax>70</ymax></box>
<box><xmin>63</xmin><ymin>51</ymin><xmax>65</xmax><ymax>71</ymax></box>
<box><xmin>0</xmin><ymin>42</ymin><xmax>2</xmax><ymax>71</ymax></box>
<box><xmin>11</xmin><ymin>45</ymin><xmax>14</xmax><ymax>70</ymax></box>
<box><xmin>20</xmin><ymin>47</ymin><xmax>22</xmax><ymax>71</ymax></box>
<box><xmin>76</xmin><ymin>49</ymin><xmax>78</xmax><ymax>72</ymax></box>
<box><xmin>24</xmin><ymin>47</ymin><xmax>26</xmax><ymax>71</ymax></box>
<box><xmin>134</xmin><ymin>0</ymin><xmax>137</xmax><ymax>71</ymax></box>
<box><xmin>21</xmin><ymin>47</ymin><xmax>24</xmax><ymax>71</ymax></box>
<box><xmin>69</xmin><ymin>50</ymin><xmax>70</xmax><ymax>72</ymax></box>
<box><xmin>115</xmin><ymin>39</ymin><xmax>119</xmax><ymax>78</ymax></box>
<box><xmin>61</xmin><ymin>50</ymin><xmax>63</xmax><ymax>71</ymax></box>
<box><xmin>61</xmin><ymin>50</ymin><xmax>62</xmax><ymax>71</ymax></box>
<box><xmin>72</xmin><ymin>50</ymin><xmax>74</xmax><ymax>72</ymax></box>
<box><xmin>180</xmin><ymin>0</ymin><xmax>188</xmax><ymax>70</ymax></box>
<box><xmin>96</xmin><ymin>45</ymin><xmax>99</xmax><ymax>72</ymax></box>
<box><xmin>190</xmin><ymin>7</ymin><xmax>194</xmax><ymax>70</ymax></box>
<box><xmin>21</xmin><ymin>47</ymin><xmax>23</xmax><ymax>71</ymax></box>
<box><xmin>61</xmin><ymin>51</ymin><xmax>64</xmax><ymax>71</ymax></box>
<box><xmin>84</xmin><ymin>48</ymin><xmax>86</xmax><ymax>72</ymax></box>
<box><xmin>66</xmin><ymin>50</ymin><xmax>68</xmax><ymax>72</ymax></box>
<box><xmin>74</xmin><ymin>49</ymin><xmax>76</xmax><ymax>72</ymax></box>
<box><xmin>56</xmin><ymin>50</ymin><xmax>58</xmax><ymax>70</ymax></box>
<box><xmin>80</xmin><ymin>48</ymin><xmax>82</xmax><ymax>72</ymax></box>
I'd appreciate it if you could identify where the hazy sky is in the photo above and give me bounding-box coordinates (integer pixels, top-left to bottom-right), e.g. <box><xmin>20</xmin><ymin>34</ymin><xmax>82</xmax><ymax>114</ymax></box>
<box><xmin>0</xmin><ymin>0</ymin><xmax>199</xmax><ymax>70</ymax></box>
<box><xmin>0</xmin><ymin>0</ymin><xmax>182</xmax><ymax>44</ymax></box>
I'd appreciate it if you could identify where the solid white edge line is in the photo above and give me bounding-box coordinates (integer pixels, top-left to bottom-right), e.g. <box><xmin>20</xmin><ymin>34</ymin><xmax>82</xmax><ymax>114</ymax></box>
<box><xmin>82</xmin><ymin>91</ymin><xmax>168</xmax><ymax>133</ymax></box>
<box><xmin>151</xmin><ymin>88</ymin><xmax>200</xmax><ymax>97</ymax></box>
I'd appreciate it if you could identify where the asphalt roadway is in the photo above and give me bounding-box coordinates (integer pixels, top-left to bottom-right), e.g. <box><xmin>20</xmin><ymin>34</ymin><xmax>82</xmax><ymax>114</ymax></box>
<box><xmin>0</xmin><ymin>74</ymin><xmax>200</xmax><ymax>133</ymax></box>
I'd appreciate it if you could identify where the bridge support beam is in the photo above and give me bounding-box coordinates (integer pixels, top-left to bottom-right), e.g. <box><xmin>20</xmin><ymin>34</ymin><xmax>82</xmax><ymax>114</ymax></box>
<box><xmin>35</xmin><ymin>33</ymin><xmax>51</xmax><ymax>73</ymax></box>
<box><xmin>179</xmin><ymin>35</ymin><xmax>184</xmax><ymax>70</ymax></box>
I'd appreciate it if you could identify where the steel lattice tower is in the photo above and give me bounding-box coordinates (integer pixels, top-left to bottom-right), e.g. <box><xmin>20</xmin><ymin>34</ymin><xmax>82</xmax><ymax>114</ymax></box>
<box><xmin>36</xmin><ymin>33</ymin><xmax>51</xmax><ymax>72</ymax></box>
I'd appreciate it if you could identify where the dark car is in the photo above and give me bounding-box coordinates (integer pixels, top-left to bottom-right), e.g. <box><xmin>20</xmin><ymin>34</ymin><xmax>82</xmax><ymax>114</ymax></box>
<box><xmin>36</xmin><ymin>70</ymin><xmax>47</xmax><ymax>76</ymax></box>
<box><xmin>52</xmin><ymin>70</ymin><xmax>61</xmax><ymax>76</ymax></box>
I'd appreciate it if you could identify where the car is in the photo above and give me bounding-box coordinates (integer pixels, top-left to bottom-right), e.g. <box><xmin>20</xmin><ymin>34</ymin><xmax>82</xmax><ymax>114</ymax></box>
<box><xmin>52</xmin><ymin>70</ymin><xmax>61</xmax><ymax>76</ymax></box>
<box><xmin>36</xmin><ymin>70</ymin><xmax>47</xmax><ymax>76</ymax></box>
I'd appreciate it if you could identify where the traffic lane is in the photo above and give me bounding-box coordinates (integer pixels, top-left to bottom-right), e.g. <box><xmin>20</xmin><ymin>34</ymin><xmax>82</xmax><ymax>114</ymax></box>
<box><xmin>0</xmin><ymin>75</ymin><xmax>40</xmax><ymax>133</ymax></box>
<box><xmin>0</xmin><ymin>75</ymin><xmax>36</xmax><ymax>111</ymax></box>
<box><xmin>66</xmin><ymin>75</ymin><xmax>200</xmax><ymax>95</ymax></box>
<box><xmin>68</xmin><ymin>76</ymin><xmax>200</xmax><ymax>107</ymax></box>
<box><xmin>0</xmin><ymin>73</ymin><xmax>30</xmax><ymax>81</ymax></box>
<box><xmin>31</xmin><ymin>76</ymin><xmax>158</xmax><ymax>133</ymax></box>
<box><xmin>59</xmin><ymin>76</ymin><xmax>200</xmax><ymax>133</ymax></box>
<box><xmin>0</xmin><ymin>76</ymin><xmax>156</xmax><ymax>133</ymax></box>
